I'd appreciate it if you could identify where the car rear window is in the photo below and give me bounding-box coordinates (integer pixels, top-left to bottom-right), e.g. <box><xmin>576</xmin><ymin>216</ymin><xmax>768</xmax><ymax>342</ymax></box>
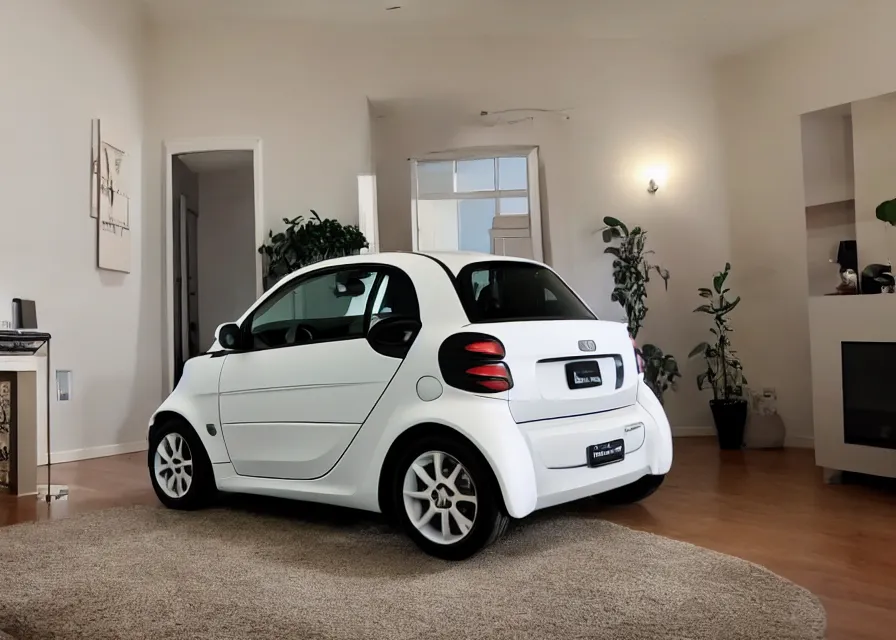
<box><xmin>457</xmin><ymin>261</ymin><xmax>596</xmax><ymax>323</ymax></box>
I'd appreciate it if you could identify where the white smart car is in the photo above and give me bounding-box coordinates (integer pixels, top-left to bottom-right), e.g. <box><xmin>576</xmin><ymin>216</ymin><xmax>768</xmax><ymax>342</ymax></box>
<box><xmin>148</xmin><ymin>252</ymin><xmax>672</xmax><ymax>560</ymax></box>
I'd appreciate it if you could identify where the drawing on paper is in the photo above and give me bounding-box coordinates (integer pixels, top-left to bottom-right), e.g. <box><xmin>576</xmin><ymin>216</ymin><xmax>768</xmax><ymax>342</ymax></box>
<box><xmin>97</xmin><ymin>127</ymin><xmax>131</xmax><ymax>273</ymax></box>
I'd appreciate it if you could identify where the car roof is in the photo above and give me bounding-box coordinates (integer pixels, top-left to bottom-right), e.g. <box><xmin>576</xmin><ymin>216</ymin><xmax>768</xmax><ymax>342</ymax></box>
<box><xmin>418</xmin><ymin>251</ymin><xmax>540</xmax><ymax>274</ymax></box>
<box><xmin>264</xmin><ymin>252</ymin><xmax>545</xmax><ymax>296</ymax></box>
<box><xmin>280</xmin><ymin>251</ymin><xmax>541</xmax><ymax>275</ymax></box>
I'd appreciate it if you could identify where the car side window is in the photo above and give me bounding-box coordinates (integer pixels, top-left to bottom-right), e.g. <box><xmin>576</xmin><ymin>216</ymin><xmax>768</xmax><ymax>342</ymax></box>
<box><xmin>369</xmin><ymin>269</ymin><xmax>420</xmax><ymax>329</ymax></box>
<box><xmin>248</xmin><ymin>268</ymin><xmax>377</xmax><ymax>350</ymax></box>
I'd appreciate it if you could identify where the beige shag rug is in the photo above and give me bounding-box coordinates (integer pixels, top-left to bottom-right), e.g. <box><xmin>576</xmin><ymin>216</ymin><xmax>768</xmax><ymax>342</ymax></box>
<box><xmin>0</xmin><ymin>505</ymin><xmax>825</xmax><ymax>639</ymax></box>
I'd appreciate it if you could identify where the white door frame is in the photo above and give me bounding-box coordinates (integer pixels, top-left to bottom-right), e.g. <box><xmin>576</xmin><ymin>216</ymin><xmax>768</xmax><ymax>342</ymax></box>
<box><xmin>163</xmin><ymin>136</ymin><xmax>265</xmax><ymax>393</ymax></box>
<box><xmin>408</xmin><ymin>146</ymin><xmax>543</xmax><ymax>262</ymax></box>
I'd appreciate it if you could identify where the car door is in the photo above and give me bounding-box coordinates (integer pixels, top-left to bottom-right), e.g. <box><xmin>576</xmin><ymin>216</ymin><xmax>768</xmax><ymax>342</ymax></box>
<box><xmin>218</xmin><ymin>264</ymin><xmax>420</xmax><ymax>480</ymax></box>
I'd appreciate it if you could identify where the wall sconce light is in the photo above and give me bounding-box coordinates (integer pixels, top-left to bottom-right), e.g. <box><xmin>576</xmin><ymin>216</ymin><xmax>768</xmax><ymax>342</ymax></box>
<box><xmin>644</xmin><ymin>165</ymin><xmax>667</xmax><ymax>195</ymax></box>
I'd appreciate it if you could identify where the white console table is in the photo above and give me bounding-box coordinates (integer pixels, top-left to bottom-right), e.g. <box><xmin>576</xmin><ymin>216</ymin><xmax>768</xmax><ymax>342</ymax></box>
<box><xmin>808</xmin><ymin>294</ymin><xmax>896</xmax><ymax>480</ymax></box>
<box><xmin>0</xmin><ymin>331</ymin><xmax>51</xmax><ymax>497</ymax></box>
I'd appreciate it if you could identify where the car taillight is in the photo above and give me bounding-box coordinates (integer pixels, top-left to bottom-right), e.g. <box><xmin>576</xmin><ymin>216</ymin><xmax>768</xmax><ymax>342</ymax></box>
<box><xmin>631</xmin><ymin>337</ymin><xmax>645</xmax><ymax>373</ymax></box>
<box><xmin>438</xmin><ymin>333</ymin><xmax>513</xmax><ymax>394</ymax></box>
<box><xmin>464</xmin><ymin>340</ymin><xmax>505</xmax><ymax>358</ymax></box>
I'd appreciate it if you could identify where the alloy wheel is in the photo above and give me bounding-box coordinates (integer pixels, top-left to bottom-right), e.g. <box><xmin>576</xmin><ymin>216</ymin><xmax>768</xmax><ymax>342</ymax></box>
<box><xmin>153</xmin><ymin>433</ymin><xmax>194</xmax><ymax>499</ymax></box>
<box><xmin>402</xmin><ymin>451</ymin><xmax>478</xmax><ymax>545</ymax></box>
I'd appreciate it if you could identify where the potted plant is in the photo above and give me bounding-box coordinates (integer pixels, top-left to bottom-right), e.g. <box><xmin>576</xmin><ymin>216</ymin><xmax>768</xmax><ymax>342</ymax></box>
<box><xmin>873</xmin><ymin>198</ymin><xmax>896</xmax><ymax>291</ymax></box>
<box><xmin>601</xmin><ymin>216</ymin><xmax>680</xmax><ymax>404</ymax></box>
<box><xmin>688</xmin><ymin>262</ymin><xmax>748</xmax><ymax>450</ymax></box>
<box><xmin>258</xmin><ymin>210</ymin><xmax>368</xmax><ymax>290</ymax></box>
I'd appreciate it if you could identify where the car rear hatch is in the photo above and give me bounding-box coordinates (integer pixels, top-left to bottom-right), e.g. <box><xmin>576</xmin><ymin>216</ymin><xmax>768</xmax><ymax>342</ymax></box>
<box><xmin>479</xmin><ymin>320</ymin><xmax>638</xmax><ymax>423</ymax></box>
<box><xmin>449</xmin><ymin>259</ymin><xmax>639</xmax><ymax>424</ymax></box>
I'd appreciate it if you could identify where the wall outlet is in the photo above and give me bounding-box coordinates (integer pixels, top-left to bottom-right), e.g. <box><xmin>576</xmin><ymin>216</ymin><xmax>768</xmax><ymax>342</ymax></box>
<box><xmin>55</xmin><ymin>370</ymin><xmax>72</xmax><ymax>401</ymax></box>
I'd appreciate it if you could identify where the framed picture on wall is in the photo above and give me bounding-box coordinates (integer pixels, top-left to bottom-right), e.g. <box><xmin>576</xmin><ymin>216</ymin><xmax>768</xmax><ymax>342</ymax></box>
<box><xmin>95</xmin><ymin>121</ymin><xmax>131</xmax><ymax>273</ymax></box>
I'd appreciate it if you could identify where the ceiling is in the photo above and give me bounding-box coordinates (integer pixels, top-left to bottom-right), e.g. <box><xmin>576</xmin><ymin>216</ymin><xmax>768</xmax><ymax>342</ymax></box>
<box><xmin>177</xmin><ymin>151</ymin><xmax>253</xmax><ymax>173</ymax></box>
<box><xmin>140</xmin><ymin>0</ymin><xmax>863</xmax><ymax>58</ymax></box>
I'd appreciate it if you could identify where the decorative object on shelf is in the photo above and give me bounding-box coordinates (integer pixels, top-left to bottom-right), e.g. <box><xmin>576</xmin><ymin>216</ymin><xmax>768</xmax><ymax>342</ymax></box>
<box><xmin>835</xmin><ymin>240</ymin><xmax>858</xmax><ymax>273</ymax></box>
<box><xmin>689</xmin><ymin>263</ymin><xmax>748</xmax><ymax>450</ymax></box>
<box><xmin>95</xmin><ymin>120</ymin><xmax>131</xmax><ymax>273</ymax></box>
<box><xmin>837</xmin><ymin>268</ymin><xmax>858</xmax><ymax>294</ymax></box>
<box><xmin>860</xmin><ymin>263</ymin><xmax>895</xmax><ymax>294</ymax></box>
<box><xmin>744</xmin><ymin>387</ymin><xmax>785</xmax><ymax>449</ymax></box>
<box><xmin>258</xmin><ymin>210</ymin><xmax>368</xmax><ymax>290</ymax></box>
<box><xmin>600</xmin><ymin>216</ymin><xmax>680</xmax><ymax>404</ymax></box>
<box><xmin>829</xmin><ymin>240</ymin><xmax>859</xmax><ymax>294</ymax></box>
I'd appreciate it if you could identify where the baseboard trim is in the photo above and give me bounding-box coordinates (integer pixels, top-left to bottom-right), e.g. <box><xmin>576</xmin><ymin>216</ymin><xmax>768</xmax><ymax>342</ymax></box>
<box><xmin>672</xmin><ymin>426</ymin><xmax>716</xmax><ymax>437</ymax></box>
<box><xmin>39</xmin><ymin>441</ymin><xmax>148</xmax><ymax>466</ymax></box>
<box><xmin>784</xmin><ymin>435</ymin><xmax>815</xmax><ymax>449</ymax></box>
<box><xmin>673</xmin><ymin>426</ymin><xmax>815</xmax><ymax>449</ymax></box>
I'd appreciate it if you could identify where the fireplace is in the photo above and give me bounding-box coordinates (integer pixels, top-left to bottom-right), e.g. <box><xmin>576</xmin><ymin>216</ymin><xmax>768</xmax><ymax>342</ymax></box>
<box><xmin>842</xmin><ymin>341</ymin><xmax>896</xmax><ymax>450</ymax></box>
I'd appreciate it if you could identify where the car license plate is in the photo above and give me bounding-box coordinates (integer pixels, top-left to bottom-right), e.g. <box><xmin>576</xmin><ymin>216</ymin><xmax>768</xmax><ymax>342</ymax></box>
<box><xmin>586</xmin><ymin>439</ymin><xmax>625</xmax><ymax>468</ymax></box>
<box><xmin>565</xmin><ymin>360</ymin><xmax>602</xmax><ymax>390</ymax></box>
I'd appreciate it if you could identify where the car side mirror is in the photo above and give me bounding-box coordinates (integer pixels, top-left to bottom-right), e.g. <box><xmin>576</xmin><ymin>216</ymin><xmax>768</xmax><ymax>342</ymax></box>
<box><xmin>367</xmin><ymin>316</ymin><xmax>421</xmax><ymax>358</ymax></box>
<box><xmin>217</xmin><ymin>322</ymin><xmax>243</xmax><ymax>351</ymax></box>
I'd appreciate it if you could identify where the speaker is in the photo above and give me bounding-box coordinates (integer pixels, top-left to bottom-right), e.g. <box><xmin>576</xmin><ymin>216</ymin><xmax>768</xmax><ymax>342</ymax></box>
<box><xmin>11</xmin><ymin>299</ymin><xmax>37</xmax><ymax>329</ymax></box>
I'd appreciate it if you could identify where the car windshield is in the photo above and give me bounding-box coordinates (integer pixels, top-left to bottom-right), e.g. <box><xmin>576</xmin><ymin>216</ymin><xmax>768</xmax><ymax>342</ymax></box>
<box><xmin>457</xmin><ymin>261</ymin><xmax>596</xmax><ymax>323</ymax></box>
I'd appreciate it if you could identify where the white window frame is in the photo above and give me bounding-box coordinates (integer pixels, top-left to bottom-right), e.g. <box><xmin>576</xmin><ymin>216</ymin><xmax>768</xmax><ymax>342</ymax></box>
<box><xmin>409</xmin><ymin>146</ymin><xmax>543</xmax><ymax>262</ymax></box>
<box><xmin>357</xmin><ymin>174</ymin><xmax>379</xmax><ymax>253</ymax></box>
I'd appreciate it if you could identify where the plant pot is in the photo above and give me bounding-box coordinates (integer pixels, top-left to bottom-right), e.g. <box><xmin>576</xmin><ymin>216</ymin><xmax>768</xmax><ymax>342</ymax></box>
<box><xmin>709</xmin><ymin>399</ymin><xmax>748</xmax><ymax>450</ymax></box>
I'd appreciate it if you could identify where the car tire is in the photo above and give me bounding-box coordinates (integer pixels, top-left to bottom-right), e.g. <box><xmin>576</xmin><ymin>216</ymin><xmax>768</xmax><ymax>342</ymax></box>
<box><xmin>148</xmin><ymin>417</ymin><xmax>217</xmax><ymax>510</ymax></box>
<box><xmin>391</xmin><ymin>434</ymin><xmax>509</xmax><ymax>561</ymax></box>
<box><xmin>599</xmin><ymin>474</ymin><xmax>665</xmax><ymax>505</ymax></box>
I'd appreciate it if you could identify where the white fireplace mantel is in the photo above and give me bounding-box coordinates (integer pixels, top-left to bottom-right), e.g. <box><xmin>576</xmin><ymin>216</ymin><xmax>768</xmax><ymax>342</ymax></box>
<box><xmin>808</xmin><ymin>294</ymin><xmax>896</xmax><ymax>479</ymax></box>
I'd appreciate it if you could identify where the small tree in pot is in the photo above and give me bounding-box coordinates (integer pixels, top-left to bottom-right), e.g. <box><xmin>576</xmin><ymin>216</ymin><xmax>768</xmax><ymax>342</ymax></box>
<box><xmin>258</xmin><ymin>210</ymin><xmax>368</xmax><ymax>290</ymax></box>
<box><xmin>688</xmin><ymin>262</ymin><xmax>748</xmax><ymax>450</ymax></box>
<box><xmin>601</xmin><ymin>216</ymin><xmax>681</xmax><ymax>404</ymax></box>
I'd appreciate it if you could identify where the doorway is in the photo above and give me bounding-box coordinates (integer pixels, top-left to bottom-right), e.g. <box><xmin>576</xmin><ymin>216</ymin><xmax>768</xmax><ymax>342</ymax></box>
<box><xmin>165</xmin><ymin>140</ymin><xmax>264</xmax><ymax>389</ymax></box>
<box><xmin>172</xmin><ymin>192</ymin><xmax>200</xmax><ymax>381</ymax></box>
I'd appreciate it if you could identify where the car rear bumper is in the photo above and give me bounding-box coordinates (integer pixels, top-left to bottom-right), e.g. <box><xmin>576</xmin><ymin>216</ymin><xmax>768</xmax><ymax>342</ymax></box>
<box><xmin>516</xmin><ymin>381</ymin><xmax>673</xmax><ymax>512</ymax></box>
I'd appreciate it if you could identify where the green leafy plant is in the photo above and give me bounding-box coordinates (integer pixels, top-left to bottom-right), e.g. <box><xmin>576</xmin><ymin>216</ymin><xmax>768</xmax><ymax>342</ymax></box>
<box><xmin>876</xmin><ymin>198</ymin><xmax>896</xmax><ymax>225</ymax></box>
<box><xmin>258</xmin><ymin>210</ymin><xmax>368</xmax><ymax>286</ymax></box>
<box><xmin>639</xmin><ymin>344</ymin><xmax>681</xmax><ymax>403</ymax></box>
<box><xmin>601</xmin><ymin>216</ymin><xmax>680</xmax><ymax>403</ymax></box>
<box><xmin>688</xmin><ymin>262</ymin><xmax>747</xmax><ymax>401</ymax></box>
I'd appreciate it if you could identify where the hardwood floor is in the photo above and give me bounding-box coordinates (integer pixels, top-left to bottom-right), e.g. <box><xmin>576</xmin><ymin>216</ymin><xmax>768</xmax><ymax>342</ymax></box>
<box><xmin>2</xmin><ymin>437</ymin><xmax>894</xmax><ymax>639</ymax></box>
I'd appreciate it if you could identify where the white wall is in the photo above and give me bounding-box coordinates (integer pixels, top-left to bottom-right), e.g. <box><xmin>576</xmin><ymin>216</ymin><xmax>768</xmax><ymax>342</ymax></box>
<box><xmin>716</xmin><ymin>0</ymin><xmax>896</xmax><ymax>446</ymax></box>
<box><xmin>197</xmin><ymin>164</ymin><xmax>257</xmax><ymax>349</ymax></box>
<box><xmin>0</xmin><ymin>0</ymin><xmax>151</xmax><ymax>460</ymax></box>
<box><xmin>851</xmin><ymin>92</ymin><xmax>896</xmax><ymax>270</ymax></box>
<box><xmin>144</xmin><ymin>23</ymin><xmax>731</xmax><ymax>428</ymax></box>
<box><xmin>800</xmin><ymin>110</ymin><xmax>854</xmax><ymax>208</ymax></box>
